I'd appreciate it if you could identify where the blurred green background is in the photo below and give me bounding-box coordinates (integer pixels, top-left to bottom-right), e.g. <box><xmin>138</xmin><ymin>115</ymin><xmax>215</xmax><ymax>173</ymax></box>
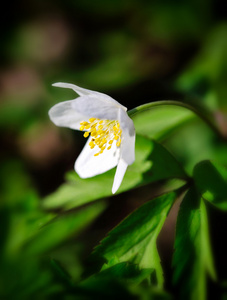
<box><xmin>0</xmin><ymin>0</ymin><xmax>226</xmax><ymax>299</ymax></box>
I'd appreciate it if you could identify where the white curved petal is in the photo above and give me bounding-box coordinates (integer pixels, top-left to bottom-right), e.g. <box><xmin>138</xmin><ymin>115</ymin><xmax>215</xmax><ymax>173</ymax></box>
<box><xmin>75</xmin><ymin>137</ymin><xmax>120</xmax><ymax>178</ymax></box>
<box><xmin>52</xmin><ymin>82</ymin><xmax>127</xmax><ymax>111</ymax></box>
<box><xmin>48</xmin><ymin>100</ymin><xmax>89</xmax><ymax>130</ymax></box>
<box><xmin>53</xmin><ymin>82</ymin><xmax>93</xmax><ymax>96</ymax></box>
<box><xmin>71</xmin><ymin>96</ymin><xmax>123</xmax><ymax>121</ymax></box>
<box><xmin>119</xmin><ymin>109</ymin><xmax>135</xmax><ymax>165</ymax></box>
<box><xmin>112</xmin><ymin>159</ymin><xmax>128</xmax><ymax>194</ymax></box>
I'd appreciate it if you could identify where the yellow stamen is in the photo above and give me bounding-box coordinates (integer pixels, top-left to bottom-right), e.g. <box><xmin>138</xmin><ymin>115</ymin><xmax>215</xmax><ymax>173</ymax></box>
<box><xmin>80</xmin><ymin>117</ymin><xmax>122</xmax><ymax>156</ymax></box>
<box><xmin>116</xmin><ymin>139</ymin><xmax>121</xmax><ymax>147</ymax></box>
<box><xmin>89</xmin><ymin>118</ymin><xmax>96</xmax><ymax>122</ymax></box>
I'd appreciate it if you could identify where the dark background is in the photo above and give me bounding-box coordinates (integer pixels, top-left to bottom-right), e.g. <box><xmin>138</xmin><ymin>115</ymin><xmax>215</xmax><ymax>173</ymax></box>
<box><xmin>0</xmin><ymin>1</ymin><xmax>226</xmax><ymax>298</ymax></box>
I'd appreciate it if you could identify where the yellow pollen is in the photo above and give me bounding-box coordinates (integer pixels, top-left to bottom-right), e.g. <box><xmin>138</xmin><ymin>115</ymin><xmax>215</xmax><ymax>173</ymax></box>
<box><xmin>89</xmin><ymin>118</ymin><xmax>96</xmax><ymax>122</ymax></box>
<box><xmin>79</xmin><ymin>118</ymin><xmax>122</xmax><ymax>156</ymax></box>
<box><xmin>116</xmin><ymin>139</ymin><xmax>121</xmax><ymax>147</ymax></box>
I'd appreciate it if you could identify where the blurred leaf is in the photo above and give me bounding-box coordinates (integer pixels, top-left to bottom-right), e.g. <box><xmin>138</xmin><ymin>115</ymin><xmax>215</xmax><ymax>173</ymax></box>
<box><xmin>83</xmin><ymin>262</ymin><xmax>153</xmax><ymax>285</ymax></box>
<box><xmin>77</xmin><ymin>263</ymin><xmax>159</xmax><ymax>300</ymax></box>
<box><xmin>92</xmin><ymin>192</ymin><xmax>176</xmax><ymax>288</ymax></box>
<box><xmin>193</xmin><ymin>160</ymin><xmax>227</xmax><ymax>210</ymax></box>
<box><xmin>73</xmin><ymin>47</ymin><xmax>140</xmax><ymax>90</ymax></box>
<box><xmin>25</xmin><ymin>201</ymin><xmax>106</xmax><ymax>255</ymax></box>
<box><xmin>0</xmin><ymin>102</ymin><xmax>38</xmax><ymax>131</ymax></box>
<box><xmin>43</xmin><ymin>135</ymin><xmax>187</xmax><ymax>210</ymax></box>
<box><xmin>78</xmin><ymin>264</ymin><xmax>172</xmax><ymax>300</ymax></box>
<box><xmin>132</xmin><ymin>105</ymin><xmax>195</xmax><ymax>141</ymax></box>
<box><xmin>173</xmin><ymin>187</ymin><xmax>216</xmax><ymax>300</ymax></box>
<box><xmin>176</xmin><ymin>24</ymin><xmax>227</xmax><ymax>110</ymax></box>
<box><xmin>78</xmin><ymin>277</ymin><xmax>137</xmax><ymax>300</ymax></box>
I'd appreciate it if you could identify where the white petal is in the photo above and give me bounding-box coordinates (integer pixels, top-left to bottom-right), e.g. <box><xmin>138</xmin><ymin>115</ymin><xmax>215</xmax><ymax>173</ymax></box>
<box><xmin>112</xmin><ymin>159</ymin><xmax>128</xmax><ymax>194</ymax></box>
<box><xmin>71</xmin><ymin>96</ymin><xmax>123</xmax><ymax>121</ymax></box>
<box><xmin>48</xmin><ymin>100</ymin><xmax>88</xmax><ymax>130</ymax></box>
<box><xmin>52</xmin><ymin>82</ymin><xmax>127</xmax><ymax>111</ymax></box>
<box><xmin>52</xmin><ymin>82</ymin><xmax>93</xmax><ymax>96</ymax></box>
<box><xmin>75</xmin><ymin>136</ymin><xmax>120</xmax><ymax>178</ymax></box>
<box><xmin>119</xmin><ymin>109</ymin><xmax>135</xmax><ymax>165</ymax></box>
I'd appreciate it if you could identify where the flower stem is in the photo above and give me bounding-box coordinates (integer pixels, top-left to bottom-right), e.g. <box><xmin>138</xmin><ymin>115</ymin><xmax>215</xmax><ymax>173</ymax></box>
<box><xmin>128</xmin><ymin>100</ymin><xmax>220</xmax><ymax>137</ymax></box>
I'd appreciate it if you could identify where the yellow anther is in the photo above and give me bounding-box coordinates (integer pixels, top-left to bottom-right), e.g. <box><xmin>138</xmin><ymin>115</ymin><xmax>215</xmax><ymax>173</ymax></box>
<box><xmin>116</xmin><ymin>139</ymin><xmax>121</xmax><ymax>147</ymax></box>
<box><xmin>89</xmin><ymin>118</ymin><xmax>96</xmax><ymax>122</ymax></box>
<box><xmin>80</xmin><ymin>118</ymin><xmax>122</xmax><ymax>156</ymax></box>
<box><xmin>80</xmin><ymin>121</ymin><xmax>88</xmax><ymax>126</ymax></box>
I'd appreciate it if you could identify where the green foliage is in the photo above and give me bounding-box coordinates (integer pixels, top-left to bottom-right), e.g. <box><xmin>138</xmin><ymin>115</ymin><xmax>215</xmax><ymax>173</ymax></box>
<box><xmin>133</xmin><ymin>105</ymin><xmax>195</xmax><ymax>141</ymax></box>
<box><xmin>172</xmin><ymin>187</ymin><xmax>216</xmax><ymax>300</ymax></box>
<box><xmin>1</xmin><ymin>0</ymin><xmax>227</xmax><ymax>299</ymax></box>
<box><xmin>193</xmin><ymin>160</ymin><xmax>227</xmax><ymax>210</ymax></box>
<box><xmin>93</xmin><ymin>192</ymin><xmax>176</xmax><ymax>287</ymax></box>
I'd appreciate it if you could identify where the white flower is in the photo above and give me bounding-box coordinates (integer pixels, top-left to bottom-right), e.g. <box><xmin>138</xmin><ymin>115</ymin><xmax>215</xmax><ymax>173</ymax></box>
<box><xmin>49</xmin><ymin>82</ymin><xmax>135</xmax><ymax>194</ymax></box>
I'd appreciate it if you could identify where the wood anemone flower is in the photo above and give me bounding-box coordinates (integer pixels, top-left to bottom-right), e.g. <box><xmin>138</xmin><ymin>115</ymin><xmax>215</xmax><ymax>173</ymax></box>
<box><xmin>49</xmin><ymin>82</ymin><xmax>135</xmax><ymax>193</ymax></box>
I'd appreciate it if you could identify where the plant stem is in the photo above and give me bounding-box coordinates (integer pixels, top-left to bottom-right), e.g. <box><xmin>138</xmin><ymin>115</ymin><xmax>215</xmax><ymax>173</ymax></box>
<box><xmin>128</xmin><ymin>100</ymin><xmax>221</xmax><ymax>137</ymax></box>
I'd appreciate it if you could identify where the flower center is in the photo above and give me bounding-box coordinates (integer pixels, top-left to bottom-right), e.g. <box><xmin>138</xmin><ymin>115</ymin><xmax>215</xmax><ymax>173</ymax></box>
<box><xmin>79</xmin><ymin>118</ymin><xmax>122</xmax><ymax>156</ymax></box>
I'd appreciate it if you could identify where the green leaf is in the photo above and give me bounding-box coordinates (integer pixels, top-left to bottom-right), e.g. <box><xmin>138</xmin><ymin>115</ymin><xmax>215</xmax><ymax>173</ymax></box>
<box><xmin>77</xmin><ymin>263</ymin><xmax>158</xmax><ymax>300</ymax></box>
<box><xmin>24</xmin><ymin>201</ymin><xmax>106</xmax><ymax>255</ymax></box>
<box><xmin>132</xmin><ymin>105</ymin><xmax>195</xmax><ymax>141</ymax></box>
<box><xmin>173</xmin><ymin>187</ymin><xmax>216</xmax><ymax>300</ymax></box>
<box><xmin>83</xmin><ymin>262</ymin><xmax>154</xmax><ymax>285</ymax></box>
<box><xmin>92</xmin><ymin>192</ymin><xmax>176</xmax><ymax>287</ymax></box>
<box><xmin>193</xmin><ymin>160</ymin><xmax>227</xmax><ymax>210</ymax></box>
<box><xmin>78</xmin><ymin>263</ymin><xmax>172</xmax><ymax>300</ymax></box>
<box><xmin>43</xmin><ymin>135</ymin><xmax>187</xmax><ymax>210</ymax></box>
